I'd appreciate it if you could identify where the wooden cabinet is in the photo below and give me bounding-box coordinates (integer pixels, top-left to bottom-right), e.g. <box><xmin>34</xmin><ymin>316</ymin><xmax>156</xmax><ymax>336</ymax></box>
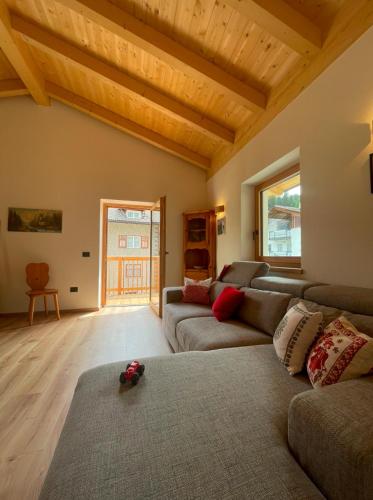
<box><xmin>183</xmin><ymin>210</ymin><xmax>216</xmax><ymax>281</ymax></box>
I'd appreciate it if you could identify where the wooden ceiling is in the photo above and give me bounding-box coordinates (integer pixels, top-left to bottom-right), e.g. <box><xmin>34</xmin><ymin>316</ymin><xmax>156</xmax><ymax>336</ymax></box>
<box><xmin>1</xmin><ymin>0</ymin><xmax>372</xmax><ymax>175</ymax></box>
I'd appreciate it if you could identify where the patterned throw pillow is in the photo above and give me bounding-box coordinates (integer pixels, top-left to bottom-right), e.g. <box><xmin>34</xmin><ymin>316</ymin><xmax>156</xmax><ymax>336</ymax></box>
<box><xmin>307</xmin><ymin>316</ymin><xmax>373</xmax><ymax>388</ymax></box>
<box><xmin>184</xmin><ymin>277</ymin><xmax>212</xmax><ymax>288</ymax></box>
<box><xmin>274</xmin><ymin>302</ymin><xmax>323</xmax><ymax>375</ymax></box>
<box><xmin>182</xmin><ymin>285</ymin><xmax>210</xmax><ymax>305</ymax></box>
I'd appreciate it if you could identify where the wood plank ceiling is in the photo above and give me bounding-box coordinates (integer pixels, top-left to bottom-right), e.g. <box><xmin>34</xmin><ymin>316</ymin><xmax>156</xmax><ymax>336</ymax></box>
<box><xmin>0</xmin><ymin>0</ymin><xmax>372</xmax><ymax>175</ymax></box>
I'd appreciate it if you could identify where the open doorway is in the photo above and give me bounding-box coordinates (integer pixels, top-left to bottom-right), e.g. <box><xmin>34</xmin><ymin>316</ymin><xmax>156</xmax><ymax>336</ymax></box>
<box><xmin>100</xmin><ymin>199</ymin><xmax>166</xmax><ymax>313</ymax></box>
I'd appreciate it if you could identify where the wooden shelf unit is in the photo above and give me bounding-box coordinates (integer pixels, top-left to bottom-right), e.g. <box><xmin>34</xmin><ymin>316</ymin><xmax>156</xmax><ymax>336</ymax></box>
<box><xmin>183</xmin><ymin>210</ymin><xmax>216</xmax><ymax>281</ymax></box>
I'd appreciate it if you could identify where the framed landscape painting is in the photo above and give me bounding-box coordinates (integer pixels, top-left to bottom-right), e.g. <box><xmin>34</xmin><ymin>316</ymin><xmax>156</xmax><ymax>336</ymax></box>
<box><xmin>217</xmin><ymin>217</ymin><xmax>226</xmax><ymax>235</ymax></box>
<box><xmin>8</xmin><ymin>207</ymin><xmax>62</xmax><ymax>233</ymax></box>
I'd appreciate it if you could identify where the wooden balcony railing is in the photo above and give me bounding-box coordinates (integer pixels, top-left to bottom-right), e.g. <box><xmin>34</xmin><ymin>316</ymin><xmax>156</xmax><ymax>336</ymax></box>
<box><xmin>107</xmin><ymin>256</ymin><xmax>159</xmax><ymax>296</ymax></box>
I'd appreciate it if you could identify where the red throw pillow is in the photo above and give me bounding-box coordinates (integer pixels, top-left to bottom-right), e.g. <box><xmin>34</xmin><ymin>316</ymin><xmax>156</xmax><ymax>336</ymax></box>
<box><xmin>212</xmin><ymin>287</ymin><xmax>245</xmax><ymax>321</ymax></box>
<box><xmin>182</xmin><ymin>285</ymin><xmax>210</xmax><ymax>305</ymax></box>
<box><xmin>217</xmin><ymin>264</ymin><xmax>232</xmax><ymax>281</ymax></box>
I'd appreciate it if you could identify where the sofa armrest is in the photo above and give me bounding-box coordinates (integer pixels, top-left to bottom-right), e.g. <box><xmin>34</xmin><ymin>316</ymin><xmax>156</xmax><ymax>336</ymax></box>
<box><xmin>163</xmin><ymin>287</ymin><xmax>184</xmax><ymax>305</ymax></box>
<box><xmin>288</xmin><ymin>378</ymin><xmax>373</xmax><ymax>500</ymax></box>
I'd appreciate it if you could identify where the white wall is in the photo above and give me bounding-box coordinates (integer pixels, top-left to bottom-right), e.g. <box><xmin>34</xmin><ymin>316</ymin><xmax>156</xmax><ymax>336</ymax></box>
<box><xmin>2</xmin><ymin>27</ymin><xmax>373</xmax><ymax>313</ymax></box>
<box><xmin>0</xmin><ymin>98</ymin><xmax>208</xmax><ymax>312</ymax></box>
<box><xmin>208</xmin><ymin>27</ymin><xmax>373</xmax><ymax>289</ymax></box>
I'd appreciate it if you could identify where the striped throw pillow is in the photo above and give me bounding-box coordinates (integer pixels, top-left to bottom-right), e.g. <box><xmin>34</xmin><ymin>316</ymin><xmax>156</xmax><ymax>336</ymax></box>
<box><xmin>274</xmin><ymin>302</ymin><xmax>323</xmax><ymax>375</ymax></box>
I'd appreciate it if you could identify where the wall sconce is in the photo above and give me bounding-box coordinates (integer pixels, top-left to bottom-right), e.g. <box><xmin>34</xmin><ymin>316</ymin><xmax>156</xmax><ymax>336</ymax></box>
<box><xmin>215</xmin><ymin>205</ymin><xmax>225</xmax><ymax>215</ymax></box>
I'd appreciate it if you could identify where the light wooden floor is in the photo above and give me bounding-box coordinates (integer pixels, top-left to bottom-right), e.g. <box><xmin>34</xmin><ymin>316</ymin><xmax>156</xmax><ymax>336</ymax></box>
<box><xmin>0</xmin><ymin>306</ymin><xmax>171</xmax><ymax>500</ymax></box>
<box><xmin>106</xmin><ymin>293</ymin><xmax>150</xmax><ymax>306</ymax></box>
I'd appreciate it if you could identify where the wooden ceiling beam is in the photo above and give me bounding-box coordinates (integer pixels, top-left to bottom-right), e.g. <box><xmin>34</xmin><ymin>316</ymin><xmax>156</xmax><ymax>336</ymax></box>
<box><xmin>210</xmin><ymin>0</ymin><xmax>373</xmax><ymax>177</ymax></box>
<box><xmin>46</xmin><ymin>82</ymin><xmax>210</xmax><ymax>170</ymax></box>
<box><xmin>0</xmin><ymin>78</ymin><xmax>28</xmax><ymax>97</ymax></box>
<box><xmin>12</xmin><ymin>14</ymin><xmax>235</xmax><ymax>145</ymax></box>
<box><xmin>0</xmin><ymin>1</ymin><xmax>49</xmax><ymax>105</ymax></box>
<box><xmin>55</xmin><ymin>0</ymin><xmax>267</xmax><ymax>112</ymax></box>
<box><xmin>224</xmin><ymin>0</ymin><xmax>322</xmax><ymax>57</ymax></box>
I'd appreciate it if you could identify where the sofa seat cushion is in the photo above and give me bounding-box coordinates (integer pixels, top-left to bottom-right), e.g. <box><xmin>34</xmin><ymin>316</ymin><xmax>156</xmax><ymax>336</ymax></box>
<box><xmin>176</xmin><ymin>316</ymin><xmax>273</xmax><ymax>351</ymax></box>
<box><xmin>289</xmin><ymin>377</ymin><xmax>373</xmax><ymax>500</ymax></box>
<box><xmin>163</xmin><ymin>302</ymin><xmax>213</xmax><ymax>351</ymax></box>
<box><xmin>40</xmin><ymin>346</ymin><xmax>321</xmax><ymax>500</ymax></box>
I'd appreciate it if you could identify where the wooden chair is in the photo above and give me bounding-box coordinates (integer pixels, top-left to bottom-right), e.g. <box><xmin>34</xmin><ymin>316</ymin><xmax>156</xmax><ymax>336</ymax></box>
<box><xmin>25</xmin><ymin>263</ymin><xmax>60</xmax><ymax>326</ymax></box>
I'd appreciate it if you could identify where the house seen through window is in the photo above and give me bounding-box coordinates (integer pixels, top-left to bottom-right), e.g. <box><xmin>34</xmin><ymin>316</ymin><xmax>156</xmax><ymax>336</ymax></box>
<box><xmin>126</xmin><ymin>210</ymin><xmax>142</xmax><ymax>219</ymax></box>
<box><xmin>255</xmin><ymin>166</ymin><xmax>301</xmax><ymax>267</ymax></box>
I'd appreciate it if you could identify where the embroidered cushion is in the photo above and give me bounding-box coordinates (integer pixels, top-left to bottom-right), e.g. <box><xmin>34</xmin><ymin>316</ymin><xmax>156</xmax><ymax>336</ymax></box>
<box><xmin>182</xmin><ymin>285</ymin><xmax>210</xmax><ymax>305</ymax></box>
<box><xmin>307</xmin><ymin>316</ymin><xmax>373</xmax><ymax>388</ymax></box>
<box><xmin>184</xmin><ymin>277</ymin><xmax>212</xmax><ymax>287</ymax></box>
<box><xmin>274</xmin><ymin>302</ymin><xmax>323</xmax><ymax>375</ymax></box>
<box><xmin>212</xmin><ymin>287</ymin><xmax>245</xmax><ymax>322</ymax></box>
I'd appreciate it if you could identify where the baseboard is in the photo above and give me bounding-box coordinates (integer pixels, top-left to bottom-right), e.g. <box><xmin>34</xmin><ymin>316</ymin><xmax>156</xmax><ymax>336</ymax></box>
<box><xmin>61</xmin><ymin>307</ymin><xmax>100</xmax><ymax>314</ymax></box>
<box><xmin>0</xmin><ymin>307</ymin><xmax>100</xmax><ymax>317</ymax></box>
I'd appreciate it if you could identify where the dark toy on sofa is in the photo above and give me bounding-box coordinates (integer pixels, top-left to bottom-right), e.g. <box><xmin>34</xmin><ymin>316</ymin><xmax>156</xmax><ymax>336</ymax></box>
<box><xmin>119</xmin><ymin>361</ymin><xmax>145</xmax><ymax>385</ymax></box>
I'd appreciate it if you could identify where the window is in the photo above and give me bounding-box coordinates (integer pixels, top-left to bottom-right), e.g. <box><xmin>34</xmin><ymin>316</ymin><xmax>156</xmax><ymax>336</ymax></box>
<box><xmin>118</xmin><ymin>235</ymin><xmax>127</xmax><ymax>248</ymax></box>
<box><xmin>118</xmin><ymin>235</ymin><xmax>144</xmax><ymax>249</ymax></box>
<box><xmin>126</xmin><ymin>210</ymin><xmax>142</xmax><ymax>219</ymax></box>
<box><xmin>127</xmin><ymin>235</ymin><xmax>141</xmax><ymax>249</ymax></box>
<box><xmin>255</xmin><ymin>165</ymin><xmax>301</xmax><ymax>268</ymax></box>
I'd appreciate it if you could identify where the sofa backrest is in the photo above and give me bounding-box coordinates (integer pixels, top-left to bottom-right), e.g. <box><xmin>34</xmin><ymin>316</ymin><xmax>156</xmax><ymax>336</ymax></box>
<box><xmin>221</xmin><ymin>261</ymin><xmax>269</xmax><ymax>287</ymax></box>
<box><xmin>237</xmin><ymin>287</ymin><xmax>292</xmax><ymax>336</ymax></box>
<box><xmin>251</xmin><ymin>276</ymin><xmax>322</xmax><ymax>298</ymax></box>
<box><xmin>304</xmin><ymin>285</ymin><xmax>373</xmax><ymax>316</ymax></box>
<box><xmin>288</xmin><ymin>297</ymin><xmax>373</xmax><ymax>338</ymax></box>
<box><xmin>209</xmin><ymin>281</ymin><xmax>241</xmax><ymax>303</ymax></box>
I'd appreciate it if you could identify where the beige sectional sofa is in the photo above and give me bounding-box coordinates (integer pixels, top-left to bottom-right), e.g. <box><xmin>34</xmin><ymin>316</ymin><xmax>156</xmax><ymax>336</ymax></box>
<box><xmin>163</xmin><ymin>261</ymin><xmax>322</xmax><ymax>352</ymax></box>
<box><xmin>40</xmin><ymin>262</ymin><xmax>373</xmax><ymax>500</ymax></box>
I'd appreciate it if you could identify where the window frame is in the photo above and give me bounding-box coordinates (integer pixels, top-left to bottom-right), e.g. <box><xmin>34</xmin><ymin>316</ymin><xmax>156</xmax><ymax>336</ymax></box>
<box><xmin>141</xmin><ymin>236</ymin><xmax>149</xmax><ymax>249</ymax></box>
<box><xmin>118</xmin><ymin>235</ymin><xmax>127</xmax><ymax>248</ymax></box>
<box><xmin>254</xmin><ymin>164</ymin><xmax>301</xmax><ymax>269</ymax></box>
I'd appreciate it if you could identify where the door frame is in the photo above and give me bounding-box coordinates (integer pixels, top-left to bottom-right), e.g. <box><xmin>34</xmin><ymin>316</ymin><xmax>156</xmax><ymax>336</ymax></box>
<box><xmin>100</xmin><ymin>201</ymin><xmax>154</xmax><ymax>307</ymax></box>
<box><xmin>149</xmin><ymin>196</ymin><xmax>166</xmax><ymax>317</ymax></box>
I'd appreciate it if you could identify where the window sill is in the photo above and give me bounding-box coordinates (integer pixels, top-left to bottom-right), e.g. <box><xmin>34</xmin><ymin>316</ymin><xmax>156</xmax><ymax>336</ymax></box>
<box><xmin>270</xmin><ymin>266</ymin><xmax>303</xmax><ymax>275</ymax></box>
